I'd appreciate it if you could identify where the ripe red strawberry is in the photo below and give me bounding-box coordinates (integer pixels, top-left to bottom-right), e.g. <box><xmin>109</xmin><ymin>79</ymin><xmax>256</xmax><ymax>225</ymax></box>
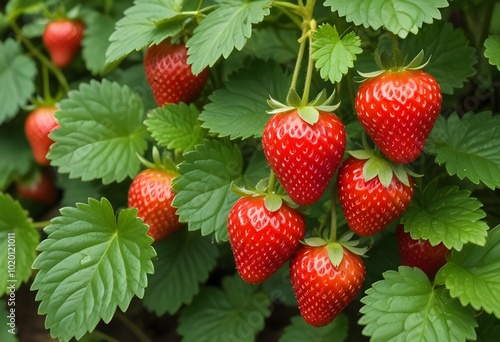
<box><xmin>290</xmin><ymin>244</ymin><xmax>365</xmax><ymax>327</ymax></box>
<box><xmin>144</xmin><ymin>39</ymin><xmax>209</xmax><ymax>106</ymax></box>
<box><xmin>128</xmin><ymin>168</ymin><xmax>183</xmax><ymax>242</ymax></box>
<box><xmin>25</xmin><ymin>106</ymin><xmax>60</xmax><ymax>166</ymax></box>
<box><xmin>355</xmin><ymin>69</ymin><xmax>442</xmax><ymax>163</ymax></box>
<box><xmin>43</xmin><ymin>19</ymin><xmax>85</xmax><ymax>68</ymax></box>
<box><xmin>16</xmin><ymin>171</ymin><xmax>58</xmax><ymax>205</ymax></box>
<box><xmin>337</xmin><ymin>155</ymin><xmax>414</xmax><ymax>236</ymax></box>
<box><xmin>396</xmin><ymin>224</ymin><xmax>450</xmax><ymax>279</ymax></box>
<box><xmin>227</xmin><ymin>196</ymin><xmax>306</xmax><ymax>284</ymax></box>
<box><xmin>262</xmin><ymin>109</ymin><xmax>346</xmax><ymax>206</ymax></box>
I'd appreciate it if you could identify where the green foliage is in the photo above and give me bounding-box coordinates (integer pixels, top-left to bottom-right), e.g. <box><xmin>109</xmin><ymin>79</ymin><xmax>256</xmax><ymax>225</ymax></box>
<box><xmin>186</xmin><ymin>0</ymin><xmax>272</xmax><ymax>75</ymax></box>
<box><xmin>359</xmin><ymin>267</ymin><xmax>477</xmax><ymax>341</ymax></box>
<box><xmin>0</xmin><ymin>38</ymin><xmax>36</xmax><ymax>124</ymax></box>
<box><xmin>31</xmin><ymin>198</ymin><xmax>156</xmax><ymax>342</ymax></box>
<box><xmin>200</xmin><ymin>60</ymin><xmax>291</xmax><ymax>139</ymax></box>
<box><xmin>48</xmin><ymin>80</ymin><xmax>148</xmax><ymax>184</ymax></box>
<box><xmin>0</xmin><ymin>122</ymin><xmax>33</xmax><ymax>190</ymax></box>
<box><xmin>312</xmin><ymin>24</ymin><xmax>362</xmax><ymax>84</ymax></box>
<box><xmin>177</xmin><ymin>274</ymin><xmax>271</xmax><ymax>341</ymax></box>
<box><xmin>280</xmin><ymin>314</ymin><xmax>348</xmax><ymax>341</ymax></box>
<box><xmin>145</xmin><ymin>103</ymin><xmax>204</xmax><ymax>154</ymax></box>
<box><xmin>401</xmin><ymin>184</ymin><xmax>489</xmax><ymax>250</ymax></box>
<box><xmin>325</xmin><ymin>0</ymin><xmax>449</xmax><ymax>38</ymax></box>
<box><xmin>0</xmin><ymin>193</ymin><xmax>39</xmax><ymax>295</ymax></box>
<box><xmin>0</xmin><ymin>300</ymin><xmax>17</xmax><ymax>341</ymax></box>
<box><xmin>484</xmin><ymin>35</ymin><xmax>500</xmax><ymax>70</ymax></box>
<box><xmin>438</xmin><ymin>226</ymin><xmax>500</xmax><ymax>319</ymax></box>
<box><xmin>427</xmin><ymin>112</ymin><xmax>500</xmax><ymax>189</ymax></box>
<box><xmin>172</xmin><ymin>139</ymin><xmax>243</xmax><ymax>242</ymax></box>
<box><xmin>82</xmin><ymin>11</ymin><xmax>117</xmax><ymax>75</ymax></box>
<box><xmin>142</xmin><ymin>229</ymin><xmax>219</xmax><ymax>315</ymax></box>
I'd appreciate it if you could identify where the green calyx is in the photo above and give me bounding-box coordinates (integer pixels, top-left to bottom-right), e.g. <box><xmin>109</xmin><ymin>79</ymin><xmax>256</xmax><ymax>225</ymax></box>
<box><xmin>137</xmin><ymin>146</ymin><xmax>178</xmax><ymax>175</ymax></box>
<box><xmin>349</xmin><ymin>149</ymin><xmax>420</xmax><ymax>188</ymax></box>
<box><xmin>266</xmin><ymin>88</ymin><xmax>340</xmax><ymax>125</ymax></box>
<box><xmin>303</xmin><ymin>231</ymin><xmax>369</xmax><ymax>268</ymax></box>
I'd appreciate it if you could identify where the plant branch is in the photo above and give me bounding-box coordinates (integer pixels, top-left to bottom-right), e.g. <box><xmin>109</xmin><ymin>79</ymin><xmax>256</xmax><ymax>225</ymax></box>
<box><xmin>32</xmin><ymin>220</ymin><xmax>52</xmax><ymax>229</ymax></box>
<box><xmin>301</xmin><ymin>19</ymin><xmax>316</xmax><ymax>105</ymax></box>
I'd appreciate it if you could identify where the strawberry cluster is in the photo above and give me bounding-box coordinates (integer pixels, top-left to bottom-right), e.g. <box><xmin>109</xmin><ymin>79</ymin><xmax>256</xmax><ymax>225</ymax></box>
<box><xmin>227</xmin><ymin>62</ymin><xmax>445</xmax><ymax>327</ymax></box>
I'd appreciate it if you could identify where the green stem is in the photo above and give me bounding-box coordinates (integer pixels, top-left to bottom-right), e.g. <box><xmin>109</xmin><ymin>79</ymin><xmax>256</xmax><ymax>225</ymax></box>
<box><xmin>42</xmin><ymin>63</ymin><xmax>51</xmax><ymax>102</ymax></box>
<box><xmin>267</xmin><ymin>171</ymin><xmax>276</xmax><ymax>193</ymax></box>
<box><xmin>115</xmin><ymin>311</ymin><xmax>153</xmax><ymax>342</ymax></box>
<box><xmin>32</xmin><ymin>220</ymin><xmax>51</xmax><ymax>229</ymax></box>
<box><xmin>273</xmin><ymin>1</ymin><xmax>301</xmax><ymax>12</ymax></box>
<box><xmin>389</xmin><ymin>32</ymin><xmax>403</xmax><ymax>69</ymax></box>
<box><xmin>290</xmin><ymin>31</ymin><xmax>307</xmax><ymax>91</ymax></box>
<box><xmin>301</xmin><ymin>19</ymin><xmax>316</xmax><ymax>106</ymax></box>
<box><xmin>11</xmin><ymin>21</ymin><xmax>70</xmax><ymax>93</ymax></box>
<box><xmin>329</xmin><ymin>184</ymin><xmax>338</xmax><ymax>242</ymax></box>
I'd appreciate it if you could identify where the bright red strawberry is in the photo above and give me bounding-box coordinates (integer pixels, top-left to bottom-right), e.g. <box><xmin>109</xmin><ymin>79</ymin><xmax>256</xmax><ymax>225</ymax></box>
<box><xmin>25</xmin><ymin>106</ymin><xmax>59</xmax><ymax>166</ymax></box>
<box><xmin>228</xmin><ymin>196</ymin><xmax>306</xmax><ymax>284</ymax></box>
<box><xmin>16</xmin><ymin>171</ymin><xmax>58</xmax><ymax>205</ymax></box>
<box><xmin>337</xmin><ymin>155</ymin><xmax>414</xmax><ymax>236</ymax></box>
<box><xmin>355</xmin><ymin>69</ymin><xmax>442</xmax><ymax>163</ymax></box>
<box><xmin>290</xmin><ymin>244</ymin><xmax>365</xmax><ymax>327</ymax></box>
<box><xmin>396</xmin><ymin>224</ymin><xmax>450</xmax><ymax>279</ymax></box>
<box><xmin>128</xmin><ymin>168</ymin><xmax>183</xmax><ymax>242</ymax></box>
<box><xmin>262</xmin><ymin>109</ymin><xmax>346</xmax><ymax>206</ymax></box>
<box><xmin>43</xmin><ymin>19</ymin><xmax>85</xmax><ymax>68</ymax></box>
<box><xmin>143</xmin><ymin>39</ymin><xmax>209</xmax><ymax>106</ymax></box>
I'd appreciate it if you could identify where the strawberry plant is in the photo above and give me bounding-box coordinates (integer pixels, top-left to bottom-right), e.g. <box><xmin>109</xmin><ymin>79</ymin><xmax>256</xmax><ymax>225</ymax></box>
<box><xmin>1</xmin><ymin>0</ymin><xmax>500</xmax><ymax>341</ymax></box>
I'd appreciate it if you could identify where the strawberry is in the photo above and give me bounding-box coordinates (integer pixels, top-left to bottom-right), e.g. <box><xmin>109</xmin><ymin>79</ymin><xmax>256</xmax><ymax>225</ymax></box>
<box><xmin>227</xmin><ymin>196</ymin><xmax>306</xmax><ymax>284</ymax></box>
<box><xmin>25</xmin><ymin>106</ymin><xmax>60</xmax><ymax>166</ymax></box>
<box><xmin>16</xmin><ymin>171</ymin><xmax>58</xmax><ymax>206</ymax></box>
<box><xmin>262</xmin><ymin>108</ymin><xmax>346</xmax><ymax>206</ymax></box>
<box><xmin>128</xmin><ymin>168</ymin><xmax>183</xmax><ymax>242</ymax></box>
<box><xmin>143</xmin><ymin>39</ymin><xmax>209</xmax><ymax>106</ymax></box>
<box><xmin>355</xmin><ymin>69</ymin><xmax>442</xmax><ymax>163</ymax></box>
<box><xmin>337</xmin><ymin>152</ymin><xmax>414</xmax><ymax>236</ymax></box>
<box><xmin>290</xmin><ymin>243</ymin><xmax>365</xmax><ymax>327</ymax></box>
<box><xmin>396</xmin><ymin>224</ymin><xmax>450</xmax><ymax>279</ymax></box>
<box><xmin>42</xmin><ymin>18</ymin><xmax>85</xmax><ymax>68</ymax></box>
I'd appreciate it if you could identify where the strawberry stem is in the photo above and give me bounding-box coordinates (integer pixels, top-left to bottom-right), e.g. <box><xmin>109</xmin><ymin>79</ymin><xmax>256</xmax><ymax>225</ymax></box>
<box><xmin>290</xmin><ymin>26</ymin><xmax>307</xmax><ymax>92</ymax></box>
<box><xmin>301</xmin><ymin>18</ymin><xmax>316</xmax><ymax>106</ymax></box>
<box><xmin>267</xmin><ymin>171</ymin><xmax>276</xmax><ymax>193</ymax></box>
<box><xmin>41</xmin><ymin>63</ymin><xmax>52</xmax><ymax>102</ymax></box>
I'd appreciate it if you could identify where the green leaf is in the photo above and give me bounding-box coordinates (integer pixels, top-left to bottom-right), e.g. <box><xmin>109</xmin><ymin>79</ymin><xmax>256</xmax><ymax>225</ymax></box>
<box><xmin>105</xmin><ymin>0</ymin><xmax>185</xmax><ymax>64</ymax></box>
<box><xmin>200</xmin><ymin>60</ymin><xmax>291</xmax><ymax>139</ymax></box>
<box><xmin>142</xmin><ymin>229</ymin><xmax>218</xmax><ymax>316</ymax></box>
<box><xmin>401</xmin><ymin>22</ymin><xmax>477</xmax><ymax>94</ymax></box>
<box><xmin>484</xmin><ymin>35</ymin><xmax>500</xmax><ymax>71</ymax></box>
<box><xmin>261</xmin><ymin>263</ymin><xmax>296</xmax><ymax>307</ymax></box>
<box><xmin>57</xmin><ymin>174</ymin><xmax>102</xmax><ymax>208</ymax></box>
<box><xmin>401</xmin><ymin>185</ymin><xmax>488</xmax><ymax>251</ymax></box>
<box><xmin>5</xmin><ymin>0</ymin><xmax>44</xmax><ymax>21</ymax></box>
<box><xmin>426</xmin><ymin>111</ymin><xmax>500</xmax><ymax>189</ymax></box>
<box><xmin>438</xmin><ymin>225</ymin><xmax>500</xmax><ymax>319</ymax></box>
<box><xmin>0</xmin><ymin>193</ymin><xmax>39</xmax><ymax>295</ymax></box>
<box><xmin>31</xmin><ymin>198</ymin><xmax>156</xmax><ymax>342</ymax></box>
<box><xmin>177</xmin><ymin>274</ymin><xmax>271</xmax><ymax>341</ymax></box>
<box><xmin>145</xmin><ymin>103</ymin><xmax>204</xmax><ymax>154</ymax></box>
<box><xmin>359</xmin><ymin>266</ymin><xmax>477</xmax><ymax>342</ymax></box>
<box><xmin>0</xmin><ymin>300</ymin><xmax>17</xmax><ymax>340</ymax></box>
<box><xmin>0</xmin><ymin>38</ymin><xmax>37</xmax><ymax>124</ymax></box>
<box><xmin>325</xmin><ymin>0</ymin><xmax>449</xmax><ymax>39</ymax></box>
<box><xmin>475</xmin><ymin>312</ymin><xmax>500</xmax><ymax>342</ymax></box>
<box><xmin>0</xmin><ymin>122</ymin><xmax>33</xmax><ymax>190</ymax></box>
<box><xmin>82</xmin><ymin>12</ymin><xmax>117</xmax><ymax>75</ymax></box>
<box><xmin>312</xmin><ymin>24</ymin><xmax>362</xmax><ymax>84</ymax></box>
<box><xmin>172</xmin><ymin>139</ymin><xmax>243</xmax><ymax>242</ymax></box>
<box><xmin>240</xmin><ymin>27</ymin><xmax>298</xmax><ymax>63</ymax></box>
<box><xmin>186</xmin><ymin>0</ymin><xmax>272</xmax><ymax>75</ymax></box>
<box><xmin>48</xmin><ymin>79</ymin><xmax>148</xmax><ymax>184</ymax></box>
<box><xmin>280</xmin><ymin>314</ymin><xmax>348</xmax><ymax>342</ymax></box>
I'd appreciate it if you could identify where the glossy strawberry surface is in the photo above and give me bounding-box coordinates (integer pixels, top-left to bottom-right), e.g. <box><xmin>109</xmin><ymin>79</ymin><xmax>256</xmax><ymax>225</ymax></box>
<box><xmin>396</xmin><ymin>224</ymin><xmax>450</xmax><ymax>279</ymax></box>
<box><xmin>337</xmin><ymin>157</ymin><xmax>414</xmax><ymax>236</ymax></box>
<box><xmin>43</xmin><ymin>19</ymin><xmax>85</xmax><ymax>68</ymax></box>
<box><xmin>25</xmin><ymin>106</ymin><xmax>60</xmax><ymax>166</ymax></box>
<box><xmin>228</xmin><ymin>196</ymin><xmax>306</xmax><ymax>284</ymax></box>
<box><xmin>262</xmin><ymin>109</ymin><xmax>346</xmax><ymax>206</ymax></box>
<box><xmin>144</xmin><ymin>40</ymin><xmax>209</xmax><ymax>106</ymax></box>
<box><xmin>355</xmin><ymin>70</ymin><xmax>442</xmax><ymax>163</ymax></box>
<box><xmin>128</xmin><ymin>168</ymin><xmax>183</xmax><ymax>242</ymax></box>
<box><xmin>290</xmin><ymin>245</ymin><xmax>365</xmax><ymax>327</ymax></box>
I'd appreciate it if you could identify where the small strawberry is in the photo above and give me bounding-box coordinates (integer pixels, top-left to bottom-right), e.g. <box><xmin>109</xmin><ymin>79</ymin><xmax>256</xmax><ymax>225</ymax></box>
<box><xmin>25</xmin><ymin>106</ymin><xmax>60</xmax><ymax>166</ymax></box>
<box><xmin>396</xmin><ymin>224</ymin><xmax>450</xmax><ymax>279</ymax></box>
<box><xmin>262</xmin><ymin>91</ymin><xmax>346</xmax><ymax>206</ymax></box>
<box><xmin>16</xmin><ymin>171</ymin><xmax>58</xmax><ymax>206</ymax></box>
<box><xmin>355</xmin><ymin>56</ymin><xmax>442</xmax><ymax>163</ymax></box>
<box><xmin>337</xmin><ymin>151</ymin><xmax>414</xmax><ymax>236</ymax></box>
<box><xmin>43</xmin><ymin>18</ymin><xmax>85</xmax><ymax>68</ymax></box>
<box><xmin>143</xmin><ymin>39</ymin><xmax>209</xmax><ymax>106</ymax></box>
<box><xmin>227</xmin><ymin>195</ymin><xmax>306</xmax><ymax>284</ymax></box>
<box><xmin>128</xmin><ymin>150</ymin><xmax>183</xmax><ymax>242</ymax></box>
<box><xmin>290</xmin><ymin>239</ymin><xmax>366</xmax><ymax>327</ymax></box>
